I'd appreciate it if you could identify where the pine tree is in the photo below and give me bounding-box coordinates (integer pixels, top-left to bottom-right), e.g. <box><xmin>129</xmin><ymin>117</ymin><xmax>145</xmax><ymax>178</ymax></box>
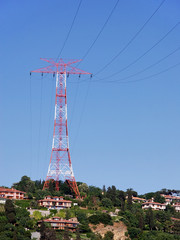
<box><xmin>40</xmin><ymin>221</ymin><xmax>46</xmax><ymax>240</ymax></box>
<box><xmin>146</xmin><ymin>207</ymin><xmax>154</xmax><ymax>230</ymax></box>
<box><xmin>4</xmin><ymin>199</ymin><xmax>16</xmax><ymax>224</ymax></box>
<box><xmin>127</xmin><ymin>189</ymin><xmax>133</xmax><ymax>211</ymax></box>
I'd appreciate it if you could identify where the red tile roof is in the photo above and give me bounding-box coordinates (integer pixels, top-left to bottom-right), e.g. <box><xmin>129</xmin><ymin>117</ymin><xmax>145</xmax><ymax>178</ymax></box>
<box><xmin>0</xmin><ymin>187</ymin><xmax>26</xmax><ymax>194</ymax></box>
<box><xmin>132</xmin><ymin>197</ymin><xmax>145</xmax><ymax>201</ymax></box>
<box><xmin>142</xmin><ymin>202</ymin><xmax>166</xmax><ymax>206</ymax></box>
<box><xmin>39</xmin><ymin>198</ymin><xmax>72</xmax><ymax>203</ymax></box>
<box><xmin>171</xmin><ymin>217</ymin><xmax>180</xmax><ymax>221</ymax></box>
<box><xmin>39</xmin><ymin>217</ymin><xmax>79</xmax><ymax>224</ymax></box>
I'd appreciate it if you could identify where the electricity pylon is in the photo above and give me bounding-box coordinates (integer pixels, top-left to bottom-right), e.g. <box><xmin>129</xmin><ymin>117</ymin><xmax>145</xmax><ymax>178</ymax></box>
<box><xmin>31</xmin><ymin>58</ymin><xmax>91</xmax><ymax>197</ymax></box>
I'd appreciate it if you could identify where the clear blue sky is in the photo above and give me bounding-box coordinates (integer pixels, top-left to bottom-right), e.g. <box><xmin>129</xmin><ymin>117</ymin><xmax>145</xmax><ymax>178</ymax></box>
<box><xmin>0</xmin><ymin>0</ymin><xmax>180</xmax><ymax>194</ymax></box>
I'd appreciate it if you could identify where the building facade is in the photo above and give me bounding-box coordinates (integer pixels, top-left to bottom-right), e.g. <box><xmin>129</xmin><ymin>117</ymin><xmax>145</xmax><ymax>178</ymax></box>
<box><xmin>38</xmin><ymin>196</ymin><xmax>72</xmax><ymax>210</ymax></box>
<box><xmin>172</xmin><ymin>203</ymin><xmax>180</xmax><ymax>212</ymax></box>
<box><xmin>0</xmin><ymin>187</ymin><xmax>26</xmax><ymax>200</ymax></box>
<box><xmin>38</xmin><ymin>217</ymin><xmax>79</xmax><ymax>232</ymax></box>
<box><xmin>142</xmin><ymin>201</ymin><xmax>166</xmax><ymax>211</ymax></box>
<box><xmin>161</xmin><ymin>194</ymin><xmax>180</xmax><ymax>204</ymax></box>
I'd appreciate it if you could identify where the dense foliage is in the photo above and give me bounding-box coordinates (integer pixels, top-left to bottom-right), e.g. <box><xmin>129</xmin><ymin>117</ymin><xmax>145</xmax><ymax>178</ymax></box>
<box><xmin>0</xmin><ymin>199</ymin><xmax>32</xmax><ymax>240</ymax></box>
<box><xmin>0</xmin><ymin>176</ymin><xmax>179</xmax><ymax>239</ymax></box>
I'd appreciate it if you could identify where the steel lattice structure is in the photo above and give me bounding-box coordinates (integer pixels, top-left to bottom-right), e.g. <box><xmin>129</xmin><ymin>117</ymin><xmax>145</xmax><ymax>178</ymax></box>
<box><xmin>31</xmin><ymin>58</ymin><xmax>91</xmax><ymax>197</ymax></box>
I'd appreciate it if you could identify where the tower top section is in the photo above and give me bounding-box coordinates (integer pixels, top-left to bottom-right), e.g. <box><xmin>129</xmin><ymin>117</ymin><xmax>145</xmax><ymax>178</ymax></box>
<box><xmin>31</xmin><ymin>58</ymin><xmax>91</xmax><ymax>75</ymax></box>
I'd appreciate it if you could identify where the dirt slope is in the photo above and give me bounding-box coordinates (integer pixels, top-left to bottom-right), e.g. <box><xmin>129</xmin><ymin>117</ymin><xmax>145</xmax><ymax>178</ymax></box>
<box><xmin>90</xmin><ymin>221</ymin><xmax>129</xmax><ymax>240</ymax></box>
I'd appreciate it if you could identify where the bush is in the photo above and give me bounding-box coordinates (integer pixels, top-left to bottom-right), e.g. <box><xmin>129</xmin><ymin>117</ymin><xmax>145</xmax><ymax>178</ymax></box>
<box><xmin>128</xmin><ymin>227</ymin><xmax>141</xmax><ymax>239</ymax></box>
<box><xmin>88</xmin><ymin>213</ymin><xmax>112</xmax><ymax>225</ymax></box>
<box><xmin>104</xmin><ymin>231</ymin><xmax>114</xmax><ymax>240</ymax></box>
<box><xmin>101</xmin><ymin>198</ymin><xmax>113</xmax><ymax>208</ymax></box>
<box><xmin>14</xmin><ymin>200</ymin><xmax>31</xmax><ymax>208</ymax></box>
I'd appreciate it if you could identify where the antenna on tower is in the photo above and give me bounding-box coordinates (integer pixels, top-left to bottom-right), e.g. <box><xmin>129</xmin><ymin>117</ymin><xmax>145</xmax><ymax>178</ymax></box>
<box><xmin>31</xmin><ymin>58</ymin><xmax>91</xmax><ymax>198</ymax></box>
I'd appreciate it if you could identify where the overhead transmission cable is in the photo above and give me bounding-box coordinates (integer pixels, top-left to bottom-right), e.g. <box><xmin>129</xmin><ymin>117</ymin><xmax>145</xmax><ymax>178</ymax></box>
<box><xmin>45</xmin><ymin>76</ymin><xmax>55</xmax><ymax>173</ymax></box>
<box><xmin>70</xmin><ymin>43</ymin><xmax>180</xmax><ymax>85</ymax></box>
<box><xmin>29</xmin><ymin>74</ymin><xmax>33</xmax><ymax>179</ymax></box>
<box><xmin>56</xmin><ymin>0</ymin><xmax>83</xmax><ymax>59</ymax></box>
<box><xmin>105</xmin><ymin>45</ymin><xmax>180</xmax><ymax>83</ymax></box>
<box><xmin>76</xmin><ymin>0</ymin><xmax>120</xmax><ymax>66</ymax></box>
<box><xmin>94</xmin><ymin>22</ymin><xmax>180</xmax><ymax>82</ymax></box>
<box><xmin>107</xmin><ymin>61</ymin><xmax>180</xmax><ymax>84</ymax></box>
<box><xmin>94</xmin><ymin>0</ymin><xmax>166</xmax><ymax>76</ymax></box>
<box><xmin>69</xmin><ymin>0</ymin><xmax>120</xmax><ymax>130</ymax></box>
<box><xmin>72</xmin><ymin>21</ymin><xmax>180</xmax><ymax>85</ymax></box>
<box><xmin>37</xmin><ymin>75</ymin><xmax>43</xmax><ymax>179</ymax></box>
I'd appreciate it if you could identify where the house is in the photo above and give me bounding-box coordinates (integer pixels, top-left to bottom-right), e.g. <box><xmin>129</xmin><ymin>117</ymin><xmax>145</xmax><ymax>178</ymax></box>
<box><xmin>38</xmin><ymin>217</ymin><xmax>79</xmax><ymax>232</ymax></box>
<box><xmin>38</xmin><ymin>196</ymin><xmax>72</xmax><ymax>210</ymax></box>
<box><xmin>142</xmin><ymin>201</ymin><xmax>166</xmax><ymax>211</ymax></box>
<box><xmin>0</xmin><ymin>187</ymin><xmax>26</xmax><ymax>200</ymax></box>
<box><xmin>161</xmin><ymin>194</ymin><xmax>180</xmax><ymax>204</ymax></box>
<box><xmin>172</xmin><ymin>203</ymin><xmax>180</xmax><ymax>212</ymax></box>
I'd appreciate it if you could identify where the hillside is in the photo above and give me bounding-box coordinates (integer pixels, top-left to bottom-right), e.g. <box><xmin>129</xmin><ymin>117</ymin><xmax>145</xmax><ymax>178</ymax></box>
<box><xmin>90</xmin><ymin>222</ymin><xmax>128</xmax><ymax>240</ymax></box>
<box><xmin>0</xmin><ymin>176</ymin><xmax>180</xmax><ymax>240</ymax></box>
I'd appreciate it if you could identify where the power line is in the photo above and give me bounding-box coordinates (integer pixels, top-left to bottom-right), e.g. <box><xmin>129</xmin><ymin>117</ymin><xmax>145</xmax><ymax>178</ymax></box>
<box><xmin>56</xmin><ymin>0</ymin><xmax>83</xmax><ymax>59</ymax></box>
<box><xmin>94</xmin><ymin>0</ymin><xmax>166</xmax><ymax>76</ymax></box>
<box><xmin>110</xmin><ymin>46</ymin><xmax>180</xmax><ymax>83</ymax></box>
<box><xmin>44</xmin><ymin>76</ymin><xmax>55</xmax><ymax>176</ymax></box>
<box><xmin>77</xmin><ymin>0</ymin><xmax>120</xmax><ymax>65</ymax></box>
<box><xmin>94</xmin><ymin>61</ymin><xmax>180</xmax><ymax>84</ymax></box>
<box><xmin>29</xmin><ymin>74</ymin><xmax>33</xmax><ymax>179</ymax></box>
<box><xmin>70</xmin><ymin>0</ymin><xmax>120</xmax><ymax>146</ymax></box>
<box><xmin>37</xmin><ymin>75</ymin><xmax>43</xmax><ymax>179</ymax></box>
<box><xmin>71</xmin><ymin>79</ymin><xmax>92</xmax><ymax>156</ymax></box>
<box><xmin>96</xmin><ymin>22</ymin><xmax>180</xmax><ymax>82</ymax></box>
<box><xmin>71</xmin><ymin>21</ymin><xmax>180</xmax><ymax>85</ymax></box>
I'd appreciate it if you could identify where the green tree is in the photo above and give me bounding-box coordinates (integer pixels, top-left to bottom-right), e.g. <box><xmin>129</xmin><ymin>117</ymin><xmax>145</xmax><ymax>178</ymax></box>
<box><xmin>40</xmin><ymin>221</ymin><xmax>46</xmax><ymax>240</ymax></box>
<box><xmin>106</xmin><ymin>186</ymin><xmax>117</xmax><ymax>204</ymax></box>
<box><xmin>48</xmin><ymin>180</ymin><xmax>55</xmax><ymax>193</ymax></box>
<box><xmin>145</xmin><ymin>208</ymin><xmax>154</xmax><ymax>230</ymax></box>
<box><xmin>172</xmin><ymin>219</ymin><xmax>180</xmax><ymax>234</ymax></box>
<box><xmin>0</xmin><ymin>215</ymin><xmax>8</xmax><ymax>232</ymax></box>
<box><xmin>145</xmin><ymin>192</ymin><xmax>155</xmax><ymax>200</ymax></box>
<box><xmin>101</xmin><ymin>198</ymin><xmax>113</xmax><ymax>208</ymax></box>
<box><xmin>30</xmin><ymin>200</ymin><xmax>38</xmax><ymax>209</ymax></box>
<box><xmin>63</xmin><ymin>227</ymin><xmax>70</xmax><ymax>240</ymax></box>
<box><xmin>32</xmin><ymin>211</ymin><xmax>42</xmax><ymax>220</ymax></box>
<box><xmin>117</xmin><ymin>190</ymin><xmax>125</xmax><ymax>211</ymax></box>
<box><xmin>102</xmin><ymin>185</ymin><xmax>106</xmax><ymax>196</ymax></box>
<box><xmin>103</xmin><ymin>231</ymin><xmax>114</xmax><ymax>240</ymax></box>
<box><xmin>154</xmin><ymin>192</ymin><xmax>165</xmax><ymax>203</ymax></box>
<box><xmin>126</xmin><ymin>189</ymin><xmax>133</xmax><ymax>211</ymax></box>
<box><xmin>15</xmin><ymin>207</ymin><xmax>32</xmax><ymax>228</ymax></box>
<box><xmin>128</xmin><ymin>227</ymin><xmax>141</xmax><ymax>239</ymax></box>
<box><xmin>76</xmin><ymin>228</ymin><xmax>81</xmax><ymax>240</ymax></box>
<box><xmin>137</xmin><ymin>212</ymin><xmax>144</xmax><ymax>231</ymax></box>
<box><xmin>4</xmin><ymin>200</ymin><xmax>16</xmax><ymax>224</ymax></box>
<box><xmin>78</xmin><ymin>183</ymin><xmax>88</xmax><ymax>194</ymax></box>
<box><xmin>88</xmin><ymin>186</ymin><xmax>102</xmax><ymax>199</ymax></box>
<box><xmin>88</xmin><ymin>213</ymin><xmax>112</xmax><ymax>225</ymax></box>
<box><xmin>65</xmin><ymin>209</ymin><xmax>71</xmax><ymax>220</ymax></box>
<box><xmin>12</xmin><ymin>175</ymin><xmax>35</xmax><ymax>193</ymax></box>
<box><xmin>44</xmin><ymin>228</ymin><xmax>57</xmax><ymax>240</ymax></box>
<box><xmin>165</xmin><ymin>204</ymin><xmax>175</xmax><ymax>215</ymax></box>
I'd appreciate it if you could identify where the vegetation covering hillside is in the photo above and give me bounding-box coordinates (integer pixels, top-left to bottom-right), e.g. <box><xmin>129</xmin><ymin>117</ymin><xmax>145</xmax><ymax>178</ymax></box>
<box><xmin>0</xmin><ymin>175</ymin><xmax>180</xmax><ymax>240</ymax></box>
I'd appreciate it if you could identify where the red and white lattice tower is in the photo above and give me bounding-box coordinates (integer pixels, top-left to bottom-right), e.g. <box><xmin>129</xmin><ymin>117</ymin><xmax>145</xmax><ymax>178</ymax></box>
<box><xmin>31</xmin><ymin>58</ymin><xmax>91</xmax><ymax>197</ymax></box>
